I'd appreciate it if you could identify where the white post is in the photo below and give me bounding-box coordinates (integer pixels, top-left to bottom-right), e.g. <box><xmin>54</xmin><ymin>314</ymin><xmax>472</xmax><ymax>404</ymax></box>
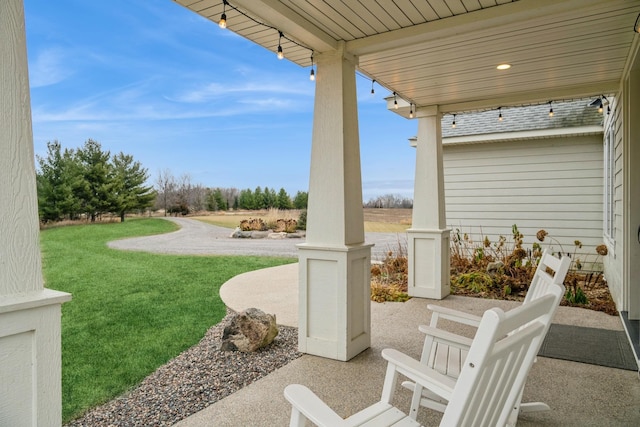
<box><xmin>0</xmin><ymin>1</ymin><xmax>71</xmax><ymax>425</ymax></box>
<box><xmin>297</xmin><ymin>42</ymin><xmax>372</xmax><ymax>361</ymax></box>
<box><xmin>407</xmin><ymin>107</ymin><xmax>451</xmax><ymax>299</ymax></box>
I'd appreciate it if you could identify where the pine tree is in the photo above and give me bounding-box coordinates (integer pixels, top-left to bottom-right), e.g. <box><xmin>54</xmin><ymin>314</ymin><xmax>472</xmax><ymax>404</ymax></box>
<box><xmin>110</xmin><ymin>152</ymin><xmax>155</xmax><ymax>222</ymax></box>
<box><xmin>276</xmin><ymin>188</ymin><xmax>292</xmax><ymax>209</ymax></box>
<box><xmin>36</xmin><ymin>141</ymin><xmax>83</xmax><ymax>222</ymax></box>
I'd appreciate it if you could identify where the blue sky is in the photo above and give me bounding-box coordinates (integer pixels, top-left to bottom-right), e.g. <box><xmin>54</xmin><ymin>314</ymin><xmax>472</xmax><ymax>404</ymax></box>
<box><xmin>24</xmin><ymin>0</ymin><xmax>417</xmax><ymax>201</ymax></box>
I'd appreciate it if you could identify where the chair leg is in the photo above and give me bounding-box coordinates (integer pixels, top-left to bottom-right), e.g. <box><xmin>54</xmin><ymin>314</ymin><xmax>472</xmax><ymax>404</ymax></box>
<box><xmin>402</xmin><ymin>380</ymin><xmax>448</xmax><ymax>417</ymax></box>
<box><xmin>519</xmin><ymin>402</ymin><xmax>551</xmax><ymax>413</ymax></box>
<box><xmin>506</xmin><ymin>387</ymin><xmax>550</xmax><ymax>426</ymax></box>
<box><xmin>289</xmin><ymin>408</ymin><xmax>307</xmax><ymax>427</ymax></box>
<box><xmin>409</xmin><ymin>382</ymin><xmax>423</xmax><ymax>420</ymax></box>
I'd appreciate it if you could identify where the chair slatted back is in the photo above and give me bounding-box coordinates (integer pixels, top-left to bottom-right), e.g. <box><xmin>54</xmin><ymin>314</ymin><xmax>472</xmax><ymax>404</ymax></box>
<box><xmin>441</xmin><ymin>287</ymin><xmax>562</xmax><ymax>427</ymax></box>
<box><xmin>524</xmin><ymin>249</ymin><xmax>571</xmax><ymax>304</ymax></box>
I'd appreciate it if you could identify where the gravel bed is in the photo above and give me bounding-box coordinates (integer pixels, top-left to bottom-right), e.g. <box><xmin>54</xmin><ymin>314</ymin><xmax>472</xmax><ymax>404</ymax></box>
<box><xmin>65</xmin><ymin>313</ymin><xmax>301</xmax><ymax>426</ymax></box>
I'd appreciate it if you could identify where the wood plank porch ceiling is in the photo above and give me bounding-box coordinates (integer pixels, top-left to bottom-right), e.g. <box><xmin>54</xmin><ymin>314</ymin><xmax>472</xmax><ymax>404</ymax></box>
<box><xmin>175</xmin><ymin>0</ymin><xmax>640</xmax><ymax>114</ymax></box>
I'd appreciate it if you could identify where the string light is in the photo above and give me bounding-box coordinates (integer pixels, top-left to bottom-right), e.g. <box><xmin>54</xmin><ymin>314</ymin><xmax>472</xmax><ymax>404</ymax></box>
<box><xmin>393</xmin><ymin>92</ymin><xmax>398</xmax><ymax>109</ymax></box>
<box><xmin>452</xmin><ymin>114</ymin><xmax>457</xmax><ymax>128</ymax></box>
<box><xmin>277</xmin><ymin>32</ymin><xmax>284</xmax><ymax>59</ymax></box>
<box><xmin>371</xmin><ymin>80</ymin><xmax>376</xmax><ymax>95</ymax></box>
<box><xmin>598</xmin><ymin>98</ymin><xmax>603</xmax><ymax>113</ymax></box>
<box><xmin>602</xmin><ymin>95</ymin><xmax>611</xmax><ymax>115</ymax></box>
<box><xmin>218</xmin><ymin>0</ymin><xmax>228</xmax><ymax>28</ymax></box>
<box><xmin>217</xmin><ymin>1</ymin><xmax>314</xmax><ymax>72</ymax></box>
<box><xmin>309</xmin><ymin>55</ymin><xmax>315</xmax><ymax>81</ymax></box>
<box><xmin>634</xmin><ymin>13</ymin><xmax>640</xmax><ymax>33</ymax></box>
<box><xmin>498</xmin><ymin>107</ymin><xmax>503</xmax><ymax>121</ymax></box>
<box><xmin>548</xmin><ymin>101</ymin><xmax>554</xmax><ymax>117</ymax></box>
<box><xmin>409</xmin><ymin>104</ymin><xmax>414</xmax><ymax>118</ymax></box>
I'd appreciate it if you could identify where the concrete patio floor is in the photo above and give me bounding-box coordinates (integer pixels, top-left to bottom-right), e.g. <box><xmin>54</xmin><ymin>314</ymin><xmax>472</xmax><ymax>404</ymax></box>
<box><xmin>176</xmin><ymin>263</ymin><xmax>640</xmax><ymax>426</ymax></box>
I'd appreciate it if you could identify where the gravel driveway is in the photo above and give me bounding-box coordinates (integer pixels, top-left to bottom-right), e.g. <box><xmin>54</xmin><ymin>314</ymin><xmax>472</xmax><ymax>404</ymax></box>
<box><xmin>108</xmin><ymin>217</ymin><xmax>406</xmax><ymax>260</ymax></box>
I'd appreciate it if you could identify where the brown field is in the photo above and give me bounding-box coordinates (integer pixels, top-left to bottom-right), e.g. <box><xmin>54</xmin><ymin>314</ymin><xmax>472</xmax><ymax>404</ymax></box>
<box><xmin>191</xmin><ymin>208</ymin><xmax>412</xmax><ymax>233</ymax></box>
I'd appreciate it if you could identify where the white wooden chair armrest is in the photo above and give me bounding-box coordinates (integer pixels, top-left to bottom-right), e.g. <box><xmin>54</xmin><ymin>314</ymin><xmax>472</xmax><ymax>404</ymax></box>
<box><xmin>417</xmin><ymin>325</ymin><xmax>474</xmax><ymax>350</ymax></box>
<box><xmin>382</xmin><ymin>348</ymin><xmax>456</xmax><ymax>399</ymax></box>
<box><xmin>284</xmin><ymin>384</ymin><xmax>346</xmax><ymax>427</ymax></box>
<box><xmin>426</xmin><ymin>304</ymin><xmax>482</xmax><ymax>327</ymax></box>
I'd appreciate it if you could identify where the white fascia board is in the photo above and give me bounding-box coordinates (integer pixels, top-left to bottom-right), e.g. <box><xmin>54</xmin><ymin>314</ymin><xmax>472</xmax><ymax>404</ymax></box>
<box><xmin>408</xmin><ymin>126</ymin><xmax>603</xmax><ymax>148</ymax></box>
<box><xmin>442</xmin><ymin>126</ymin><xmax>603</xmax><ymax>146</ymax></box>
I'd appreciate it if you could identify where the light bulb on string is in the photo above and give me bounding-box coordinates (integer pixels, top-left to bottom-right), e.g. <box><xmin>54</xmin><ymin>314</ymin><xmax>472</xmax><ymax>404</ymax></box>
<box><xmin>277</xmin><ymin>31</ymin><xmax>284</xmax><ymax>60</ymax></box>
<box><xmin>393</xmin><ymin>92</ymin><xmax>398</xmax><ymax>109</ymax></box>
<box><xmin>452</xmin><ymin>114</ymin><xmax>457</xmax><ymax>129</ymax></box>
<box><xmin>498</xmin><ymin>107</ymin><xmax>503</xmax><ymax>122</ymax></box>
<box><xmin>219</xmin><ymin>0</ymin><xmax>228</xmax><ymax>28</ymax></box>
<box><xmin>409</xmin><ymin>104</ymin><xmax>414</xmax><ymax>118</ymax></box>
<box><xmin>371</xmin><ymin>80</ymin><xmax>375</xmax><ymax>95</ymax></box>
<box><xmin>548</xmin><ymin>101</ymin><xmax>554</xmax><ymax>118</ymax></box>
<box><xmin>309</xmin><ymin>55</ymin><xmax>315</xmax><ymax>81</ymax></box>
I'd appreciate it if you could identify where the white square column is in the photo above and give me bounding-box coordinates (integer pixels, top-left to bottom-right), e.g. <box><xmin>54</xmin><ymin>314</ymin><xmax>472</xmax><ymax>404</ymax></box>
<box><xmin>298</xmin><ymin>43</ymin><xmax>372</xmax><ymax>361</ymax></box>
<box><xmin>408</xmin><ymin>107</ymin><xmax>451</xmax><ymax>299</ymax></box>
<box><xmin>298</xmin><ymin>244</ymin><xmax>372</xmax><ymax>361</ymax></box>
<box><xmin>1</xmin><ymin>1</ymin><xmax>72</xmax><ymax>425</ymax></box>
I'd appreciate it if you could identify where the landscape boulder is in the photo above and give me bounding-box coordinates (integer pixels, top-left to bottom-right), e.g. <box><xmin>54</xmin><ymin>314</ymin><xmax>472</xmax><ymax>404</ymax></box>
<box><xmin>220</xmin><ymin>308</ymin><xmax>278</xmax><ymax>352</ymax></box>
<box><xmin>486</xmin><ymin>261</ymin><xmax>505</xmax><ymax>275</ymax></box>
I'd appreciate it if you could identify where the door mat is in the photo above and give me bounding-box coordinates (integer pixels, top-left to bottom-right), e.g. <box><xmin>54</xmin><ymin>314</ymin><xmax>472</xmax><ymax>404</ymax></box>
<box><xmin>539</xmin><ymin>323</ymin><xmax>638</xmax><ymax>371</ymax></box>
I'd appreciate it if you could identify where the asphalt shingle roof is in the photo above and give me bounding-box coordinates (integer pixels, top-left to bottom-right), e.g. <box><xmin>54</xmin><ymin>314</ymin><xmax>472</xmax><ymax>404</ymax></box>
<box><xmin>441</xmin><ymin>98</ymin><xmax>604</xmax><ymax>139</ymax></box>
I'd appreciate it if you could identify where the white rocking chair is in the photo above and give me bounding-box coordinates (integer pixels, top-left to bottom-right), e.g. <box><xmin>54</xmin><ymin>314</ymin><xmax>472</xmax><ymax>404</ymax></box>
<box><xmin>404</xmin><ymin>249</ymin><xmax>570</xmax><ymax>425</ymax></box>
<box><xmin>284</xmin><ymin>287</ymin><xmax>562</xmax><ymax>427</ymax></box>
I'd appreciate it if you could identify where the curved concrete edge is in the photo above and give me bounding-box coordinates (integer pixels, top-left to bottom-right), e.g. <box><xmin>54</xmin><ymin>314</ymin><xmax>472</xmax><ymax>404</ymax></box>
<box><xmin>219</xmin><ymin>263</ymin><xmax>299</xmax><ymax>327</ymax></box>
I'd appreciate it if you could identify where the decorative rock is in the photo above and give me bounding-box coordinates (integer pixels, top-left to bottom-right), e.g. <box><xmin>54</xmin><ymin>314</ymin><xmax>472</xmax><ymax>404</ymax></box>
<box><xmin>267</xmin><ymin>232</ymin><xmax>288</xmax><ymax>239</ymax></box>
<box><xmin>487</xmin><ymin>261</ymin><xmax>505</xmax><ymax>275</ymax></box>
<box><xmin>231</xmin><ymin>229</ymin><xmax>253</xmax><ymax>238</ymax></box>
<box><xmin>220</xmin><ymin>308</ymin><xmax>278</xmax><ymax>352</ymax></box>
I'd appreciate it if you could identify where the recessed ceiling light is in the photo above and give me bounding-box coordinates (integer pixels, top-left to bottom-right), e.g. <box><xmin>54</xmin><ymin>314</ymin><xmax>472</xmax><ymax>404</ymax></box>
<box><xmin>497</xmin><ymin>64</ymin><xmax>511</xmax><ymax>70</ymax></box>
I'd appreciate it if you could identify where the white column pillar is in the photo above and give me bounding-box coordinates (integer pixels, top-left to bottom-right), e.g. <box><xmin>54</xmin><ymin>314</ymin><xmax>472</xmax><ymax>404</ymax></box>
<box><xmin>407</xmin><ymin>107</ymin><xmax>451</xmax><ymax>299</ymax></box>
<box><xmin>0</xmin><ymin>1</ymin><xmax>71</xmax><ymax>425</ymax></box>
<box><xmin>297</xmin><ymin>43</ymin><xmax>372</xmax><ymax>361</ymax></box>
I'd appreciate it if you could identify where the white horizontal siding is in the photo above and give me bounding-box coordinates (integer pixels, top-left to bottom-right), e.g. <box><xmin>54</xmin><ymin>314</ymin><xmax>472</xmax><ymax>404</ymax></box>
<box><xmin>443</xmin><ymin>135</ymin><xmax>604</xmax><ymax>266</ymax></box>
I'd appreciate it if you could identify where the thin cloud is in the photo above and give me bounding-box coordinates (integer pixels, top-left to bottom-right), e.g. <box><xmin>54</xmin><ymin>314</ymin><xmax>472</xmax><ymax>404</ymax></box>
<box><xmin>170</xmin><ymin>79</ymin><xmax>313</xmax><ymax>104</ymax></box>
<box><xmin>28</xmin><ymin>47</ymin><xmax>74</xmax><ymax>87</ymax></box>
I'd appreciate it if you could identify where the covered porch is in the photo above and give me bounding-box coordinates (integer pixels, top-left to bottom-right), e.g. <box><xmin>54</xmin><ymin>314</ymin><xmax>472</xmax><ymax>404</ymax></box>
<box><xmin>175</xmin><ymin>263</ymin><xmax>640</xmax><ymax>426</ymax></box>
<box><xmin>3</xmin><ymin>0</ymin><xmax>640</xmax><ymax>424</ymax></box>
<box><xmin>173</xmin><ymin>0</ymin><xmax>640</xmax><ymax>363</ymax></box>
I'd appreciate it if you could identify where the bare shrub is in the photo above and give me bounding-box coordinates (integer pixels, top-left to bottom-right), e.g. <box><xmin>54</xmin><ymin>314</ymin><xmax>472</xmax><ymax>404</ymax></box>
<box><xmin>371</xmin><ymin>225</ymin><xmax>615</xmax><ymax>314</ymax></box>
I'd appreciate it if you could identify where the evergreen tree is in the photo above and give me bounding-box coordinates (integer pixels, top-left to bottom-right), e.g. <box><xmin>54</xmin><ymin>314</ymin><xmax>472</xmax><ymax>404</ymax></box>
<box><xmin>238</xmin><ymin>188</ymin><xmax>255</xmax><ymax>210</ymax></box>
<box><xmin>253</xmin><ymin>186</ymin><xmax>264</xmax><ymax>209</ymax></box>
<box><xmin>76</xmin><ymin>139</ymin><xmax>113</xmax><ymax>222</ymax></box>
<box><xmin>110</xmin><ymin>152</ymin><xmax>155</xmax><ymax>222</ymax></box>
<box><xmin>293</xmin><ymin>191</ymin><xmax>309</xmax><ymax>209</ymax></box>
<box><xmin>213</xmin><ymin>188</ymin><xmax>228</xmax><ymax>211</ymax></box>
<box><xmin>263</xmin><ymin>186</ymin><xmax>277</xmax><ymax>209</ymax></box>
<box><xmin>36</xmin><ymin>141</ymin><xmax>83</xmax><ymax>222</ymax></box>
<box><xmin>276</xmin><ymin>187</ymin><xmax>292</xmax><ymax>209</ymax></box>
<box><xmin>205</xmin><ymin>189</ymin><xmax>218</xmax><ymax>211</ymax></box>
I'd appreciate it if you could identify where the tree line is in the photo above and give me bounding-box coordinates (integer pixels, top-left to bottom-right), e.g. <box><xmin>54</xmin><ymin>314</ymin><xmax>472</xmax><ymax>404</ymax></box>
<box><xmin>363</xmin><ymin>194</ymin><xmax>413</xmax><ymax>209</ymax></box>
<box><xmin>154</xmin><ymin>169</ymin><xmax>308</xmax><ymax>215</ymax></box>
<box><xmin>36</xmin><ymin>140</ymin><xmax>155</xmax><ymax>222</ymax></box>
<box><xmin>36</xmin><ymin>140</ymin><xmax>309</xmax><ymax>223</ymax></box>
<box><xmin>36</xmin><ymin>139</ymin><xmax>408</xmax><ymax>224</ymax></box>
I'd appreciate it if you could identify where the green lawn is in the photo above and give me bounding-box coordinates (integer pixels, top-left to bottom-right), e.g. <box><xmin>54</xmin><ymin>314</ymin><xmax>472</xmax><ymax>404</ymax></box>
<box><xmin>40</xmin><ymin>218</ymin><xmax>295</xmax><ymax>422</ymax></box>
